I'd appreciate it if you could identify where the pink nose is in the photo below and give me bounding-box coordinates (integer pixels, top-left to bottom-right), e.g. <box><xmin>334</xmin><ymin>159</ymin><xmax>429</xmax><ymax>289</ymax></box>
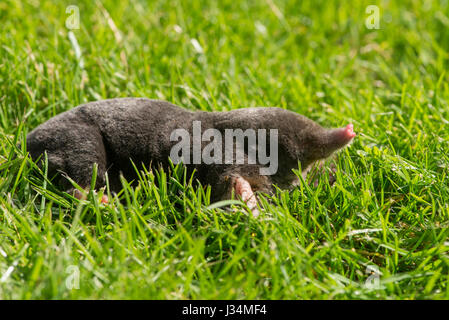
<box><xmin>344</xmin><ymin>124</ymin><xmax>356</xmax><ymax>139</ymax></box>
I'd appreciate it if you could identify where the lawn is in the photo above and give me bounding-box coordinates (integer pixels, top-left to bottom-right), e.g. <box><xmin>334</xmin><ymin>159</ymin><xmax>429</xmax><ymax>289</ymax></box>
<box><xmin>0</xmin><ymin>0</ymin><xmax>449</xmax><ymax>299</ymax></box>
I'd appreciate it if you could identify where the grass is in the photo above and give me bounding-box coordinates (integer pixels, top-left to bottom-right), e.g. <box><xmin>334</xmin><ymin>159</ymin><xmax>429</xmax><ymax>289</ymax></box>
<box><xmin>1</xmin><ymin>0</ymin><xmax>449</xmax><ymax>299</ymax></box>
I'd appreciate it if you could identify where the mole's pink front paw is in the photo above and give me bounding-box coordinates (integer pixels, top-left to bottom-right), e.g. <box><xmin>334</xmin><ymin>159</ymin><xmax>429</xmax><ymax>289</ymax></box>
<box><xmin>100</xmin><ymin>195</ymin><xmax>109</xmax><ymax>204</ymax></box>
<box><xmin>233</xmin><ymin>176</ymin><xmax>259</xmax><ymax>217</ymax></box>
<box><xmin>71</xmin><ymin>188</ymin><xmax>109</xmax><ymax>204</ymax></box>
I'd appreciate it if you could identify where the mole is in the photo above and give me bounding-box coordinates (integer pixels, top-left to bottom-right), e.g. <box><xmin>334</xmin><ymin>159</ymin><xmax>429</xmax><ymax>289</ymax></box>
<box><xmin>26</xmin><ymin>98</ymin><xmax>356</xmax><ymax>215</ymax></box>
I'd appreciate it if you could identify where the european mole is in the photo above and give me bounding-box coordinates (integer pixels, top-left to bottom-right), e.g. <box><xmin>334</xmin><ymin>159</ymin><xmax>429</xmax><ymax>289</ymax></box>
<box><xmin>26</xmin><ymin>98</ymin><xmax>356</xmax><ymax>215</ymax></box>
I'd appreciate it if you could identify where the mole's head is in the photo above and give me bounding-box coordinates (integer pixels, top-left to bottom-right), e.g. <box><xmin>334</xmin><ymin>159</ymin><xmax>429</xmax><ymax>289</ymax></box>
<box><xmin>279</xmin><ymin>113</ymin><xmax>356</xmax><ymax>170</ymax></box>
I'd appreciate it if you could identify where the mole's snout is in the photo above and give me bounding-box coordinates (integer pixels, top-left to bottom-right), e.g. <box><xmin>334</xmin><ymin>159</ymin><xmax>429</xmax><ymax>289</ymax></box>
<box><xmin>342</xmin><ymin>124</ymin><xmax>356</xmax><ymax>140</ymax></box>
<box><xmin>334</xmin><ymin>123</ymin><xmax>356</xmax><ymax>143</ymax></box>
<box><xmin>325</xmin><ymin>123</ymin><xmax>356</xmax><ymax>153</ymax></box>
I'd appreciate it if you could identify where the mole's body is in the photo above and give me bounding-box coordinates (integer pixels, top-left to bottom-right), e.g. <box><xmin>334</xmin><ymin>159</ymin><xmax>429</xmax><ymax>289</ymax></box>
<box><xmin>26</xmin><ymin>98</ymin><xmax>355</xmax><ymax>211</ymax></box>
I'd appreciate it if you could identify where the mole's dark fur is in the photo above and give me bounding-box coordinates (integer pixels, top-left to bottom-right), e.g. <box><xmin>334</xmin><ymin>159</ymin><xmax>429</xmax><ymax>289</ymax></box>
<box><xmin>26</xmin><ymin>98</ymin><xmax>354</xmax><ymax>202</ymax></box>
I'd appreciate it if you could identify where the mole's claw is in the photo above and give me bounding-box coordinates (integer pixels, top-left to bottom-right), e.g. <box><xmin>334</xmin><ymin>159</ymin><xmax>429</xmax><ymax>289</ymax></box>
<box><xmin>100</xmin><ymin>195</ymin><xmax>109</xmax><ymax>204</ymax></box>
